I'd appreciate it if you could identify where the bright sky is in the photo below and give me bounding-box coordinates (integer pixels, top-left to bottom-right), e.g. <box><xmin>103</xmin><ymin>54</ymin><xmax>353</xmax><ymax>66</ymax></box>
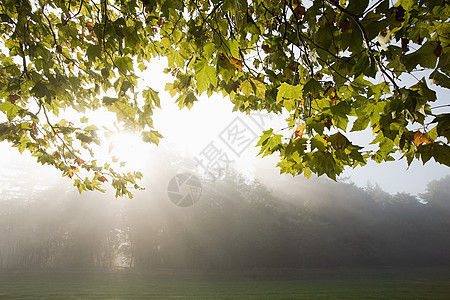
<box><xmin>1</xmin><ymin>58</ymin><xmax>449</xmax><ymax>197</ymax></box>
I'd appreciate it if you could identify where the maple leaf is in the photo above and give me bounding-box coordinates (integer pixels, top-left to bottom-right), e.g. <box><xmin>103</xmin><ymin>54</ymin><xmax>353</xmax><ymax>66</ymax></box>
<box><xmin>413</xmin><ymin>131</ymin><xmax>433</xmax><ymax>147</ymax></box>
<box><xmin>1</xmin><ymin>0</ymin><xmax>448</xmax><ymax>195</ymax></box>
<box><xmin>262</xmin><ymin>44</ymin><xmax>272</xmax><ymax>54</ymax></box>
<box><xmin>295</xmin><ymin>124</ymin><xmax>304</xmax><ymax>139</ymax></box>
<box><xmin>293</xmin><ymin>0</ymin><xmax>306</xmax><ymax>19</ymax></box>
<box><xmin>86</xmin><ymin>22</ymin><xmax>94</xmax><ymax>32</ymax></box>
<box><xmin>339</xmin><ymin>19</ymin><xmax>350</xmax><ymax>32</ymax></box>
<box><xmin>9</xmin><ymin>94</ymin><xmax>20</xmax><ymax>104</ymax></box>
<box><xmin>75</xmin><ymin>158</ymin><xmax>85</xmax><ymax>166</ymax></box>
<box><xmin>229</xmin><ymin>56</ymin><xmax>243</xmax><ymax>71</ymax></box>
<box><xmin>434</xmin><ymin>43</ymin><xmax>442</xmax><ymax>57</ymax></box>
<box><xmin>98</xmin><ymin>176</ymin><xmax>108</xmax><ymax>183</ymax></box>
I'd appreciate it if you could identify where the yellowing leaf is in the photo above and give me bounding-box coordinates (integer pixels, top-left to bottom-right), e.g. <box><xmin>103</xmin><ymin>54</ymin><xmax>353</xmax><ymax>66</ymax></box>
<box><xmin>229</xmin><ymin>56</ymin><xmax>243</xmax><ymax>71</ymax></box>
<box><xmin>86</xmin><ymin>22</ymin><xmax>94</xmax><ymax>32</ymax></box>
<box><xmin>413</xmin><ymin>131</ymin><xmax>433</xmax><ymax>146</ymax></box>
<box><xmin>75</xmin><ymin>158</ymin><xmax>85</xmax><ymax>166</ymax></box>
<box><xmin>240</xmin><ymin>79</ymin><xmax>253</xmax><ymax>96</ymax></box>
<box><xmin>277</xmin><ymin>82</ymin><xmax>303</xmax><ymax>104</ymax></box>
<box><xmin>9</xmin><ymin>94</ymin><xmax>20</xmax><ymax>104</ymax></box>
<box><xmin>293</xmin><ymin>0</ymin><xmax>306</xmax><ymax>19</ymax></box>
<box><xmin>295</xmin><ymin>124</ymin><xmax>304</xmax><ymax>139</ymax></box>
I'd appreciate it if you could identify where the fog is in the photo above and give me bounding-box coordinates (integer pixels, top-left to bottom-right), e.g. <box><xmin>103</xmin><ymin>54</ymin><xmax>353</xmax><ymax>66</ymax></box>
<box><xmin>1</xmin><ymin>149</ymin><xmax>450</xmax><ymax>272</ymax></box>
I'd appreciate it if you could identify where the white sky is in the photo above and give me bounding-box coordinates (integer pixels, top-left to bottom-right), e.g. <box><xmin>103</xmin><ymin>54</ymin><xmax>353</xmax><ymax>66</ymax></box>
<box><xmin>1</xmin><ymin>58</ymin><xmax>449</xmax><ymax>197</ymax></box>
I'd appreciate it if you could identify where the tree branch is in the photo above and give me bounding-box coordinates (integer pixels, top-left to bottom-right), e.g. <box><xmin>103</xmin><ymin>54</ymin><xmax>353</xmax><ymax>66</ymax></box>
<box><xmin>325</xmin><ymin>0</ymin><xmax>400</xmax><ymax>92</ymax></box>
<box><xmin>287</xmin><ymin>2</ymin><xmax>314</xmax><ymax>77</ymax></box>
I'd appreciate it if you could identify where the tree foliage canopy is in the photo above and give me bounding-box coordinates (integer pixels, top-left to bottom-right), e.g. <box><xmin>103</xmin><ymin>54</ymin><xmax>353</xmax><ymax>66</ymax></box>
<box><xmin>1</xmin><ymin>0</ymin><xmax>449</xmax><ymax>196</ymax></box>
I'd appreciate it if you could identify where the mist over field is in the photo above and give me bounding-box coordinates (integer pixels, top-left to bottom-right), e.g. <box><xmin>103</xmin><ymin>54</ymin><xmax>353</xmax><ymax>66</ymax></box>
<box><xmin>1</xmin><ymin>151</ymin><xmax>449</xmax><ymax>272</ymax></box>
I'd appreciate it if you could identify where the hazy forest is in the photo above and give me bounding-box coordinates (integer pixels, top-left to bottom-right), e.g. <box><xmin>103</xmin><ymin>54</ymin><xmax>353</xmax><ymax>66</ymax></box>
<box><xmin>1</xmin><ymin>154</ymin><xmax>449</xmax><ymax>272</ymax></box>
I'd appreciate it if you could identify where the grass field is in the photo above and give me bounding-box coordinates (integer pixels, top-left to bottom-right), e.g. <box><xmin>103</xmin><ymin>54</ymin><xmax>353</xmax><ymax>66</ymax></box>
<box><xmin>0</xmin><ymin>268</ymin><xmax>449</xmax><ymax>299</ymax></box>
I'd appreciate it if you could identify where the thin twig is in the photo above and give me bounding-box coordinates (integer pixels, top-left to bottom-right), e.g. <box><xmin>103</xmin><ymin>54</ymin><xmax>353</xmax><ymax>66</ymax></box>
<box><xmin>63</xmin><ymin>0</ymin><xmax>84</xmax><ymax>25</ymax></box>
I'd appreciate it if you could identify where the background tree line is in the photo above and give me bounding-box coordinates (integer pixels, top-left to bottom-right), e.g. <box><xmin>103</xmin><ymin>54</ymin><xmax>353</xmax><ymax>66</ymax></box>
<box><xmin>1</xmin><ymin>165</ymin><xmax>449</xmax><ymax>271</ymax></box>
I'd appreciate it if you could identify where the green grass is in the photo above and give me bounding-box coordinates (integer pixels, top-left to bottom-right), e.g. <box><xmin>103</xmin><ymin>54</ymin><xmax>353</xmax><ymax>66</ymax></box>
<box><xmin>0</xmin><ymin>268</ymin><xmax>449</xmax><ymax>299</ymax></box>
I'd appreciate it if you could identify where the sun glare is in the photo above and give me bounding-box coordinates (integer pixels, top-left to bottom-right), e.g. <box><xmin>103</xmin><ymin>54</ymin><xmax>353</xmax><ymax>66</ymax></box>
<box><xmin>99</xmin><ymin>131</ymin><xmax>151</xmax><ymax>171</ymax></box>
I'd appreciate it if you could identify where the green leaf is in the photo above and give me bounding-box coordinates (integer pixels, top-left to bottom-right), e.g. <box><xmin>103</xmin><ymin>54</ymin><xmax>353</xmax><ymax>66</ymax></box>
<box><xmin>102</xmin><ymin>97</ymin><xmax>119</xmax><ymax>106</ymax></box>
<box><xmin>348</xmin><ymin>20</ymin><xmax>364</xmax><ymax>53</ymax></box>
<box><xmin>257</xmin><ymin>129</ymin><xmax>282</xmax><ymax>157</ymax></box>
<box><xmin>438</xmin><ymin>52</ymin><xmax>450</xmax><ymax>76</ymax></box>
<box><xmin>142</xmin><ymin>87</ymin><xmax>161</xmax><ymax>108</ymax></box>
<box><xmin>329</xmin><ymin>101</ymin><xmax>352</xmax><ymax>130</ymax></box>
<box><xmin>240</xmin><ymin>79</ymin><xmax>253</xmax><ymax>96</ymax></box>
<box><xmin>161</xmin><ymin>37</ymin><xmax>171</xmax><ymax>49</ymax></box>
<box><xmin>354</xmin><ymin>52</ymin><xmax>377</xmax><ymax>78</ymax></box>
<box><xmin>86</xmin><ymin>45</ymin><xmax>102</xmax><ymax>61</ymax></box>
<box><xmin>107</xmin><ymin>101</ymin><xmax>137</xmax><ymax>121</ymax></box>
<box><xmin>251</xmin><ymin>79</ymin><xmax>266</xmax><ymax>99</ymax></box>
<box><xmin>142</xmin><ymin>130</ymin><xmax>163</xmax><ymax>145</ymax></box>
<box><xmin>31</xmin><ymin>82</ymin><xmax>52</xmax><ymax>102</ymax></box>
<box><xmin>167</xmin><ymin>51</ymin><xmax>185</xmax><ymax>68</ymax></box>
<box><xmin>346</xmin><ymin>0</ymin><xmax>369</xmax><ymax>16</ymax></box>
<box><xmin>328</xmin><ymin>132</ymin><xmax>350</xmax><ymax>150</ymax></box>
<box><xmin>311</xmin><ymin>135</ymin><xmax>327</xmax><ymax>152</ymax></box>
<box><xmin>396</xmin><ymin>0</ymin><xmax>415</xmax><ymax>10</ymax></box>
<box><xmin>277</xmin><ymin>83</ymin><xmax>302</xmax><ymax>104</ymax></box>
<box><xmin>114</xmin><ymin>57</ymin><xmax>133</xmax><ymax>73</ymax></box>
<box><xmin>0</xmin><ymin>101</ymin><xmax>20</xmax><ymax>121</ymax></box>
<box><xmin>410</xmin><ymin>78</ymin><xmax>436</xmax><ymax>102</ymax></box>
<box><xmin>404</xmin><ymin>41</ymin><xmax>439</xmax><ymax>71</ymax></box>
<box><xmin>74</xmin><ymin>179</ymin><xmax>86</xmax><ymax>194</ymax></box>
<box><xmin>417</xmin><ymin>143</ymin><xmax>450</xmax><ymax>166</ymax></box>
<box><xmin>184</xmin><ymin>93</ymin><xmax>198</xmax><ymax>109</ymax></box>
<box><xmin>431</xmin><ymin>144</ymin><xmax>450</xmax><ymax>166</ymax></box>
<box><xmin>203</xmin><ymin>42</ymin><xmax>216</xmax><ymax>59</ymax></box>
<box><xmin>84</xmin><ymin>125</ymin><xmax>98</xmax><ymax>131</ymax></box>
<box><xmin>351</xmin><ymin>116</ymin><xmax>370</xmax><ymax>131</ymax></box>
<box><xmin>303</xmin><ymin>78</ymin><xmax>322</xmax><ymax>98</ymax></box>
<box><xmin>176</xmin><ymin>92</ymin><xmax>198</xmax><ymax>110</ymax></box>
<box><xmin>194</xmin><ymin>59</ymin><xmax>217</xmax><ymax>94</ymax></box>
<box><xmin>430</xmin><ymin>70</ymin><xmax>450</xmax><ymax>89</ymax></box>
<box><xmin>432</xmin><ymin>114</ymin><xmax>450</xmax><ymax>142</ymax></box>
